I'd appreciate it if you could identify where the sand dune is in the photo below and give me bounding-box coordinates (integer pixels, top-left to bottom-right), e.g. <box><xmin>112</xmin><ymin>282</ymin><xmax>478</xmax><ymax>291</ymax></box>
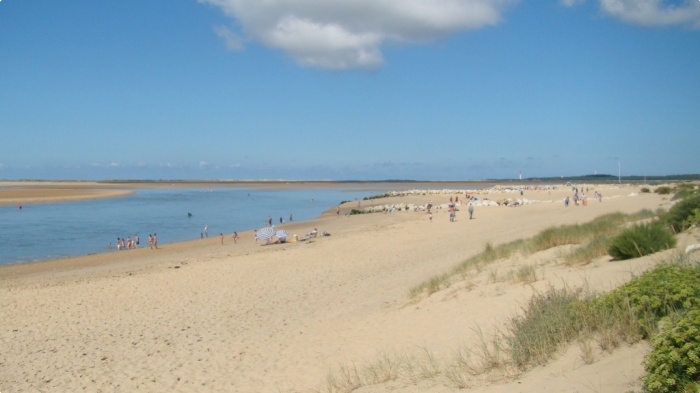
<box><xmin>1</xmin><ymin>183</ymin><xmax>694</xmax><ymax>392</ymax></box>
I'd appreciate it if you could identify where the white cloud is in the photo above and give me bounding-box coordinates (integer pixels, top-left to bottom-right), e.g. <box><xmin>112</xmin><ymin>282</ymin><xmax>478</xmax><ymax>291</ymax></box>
<box><xmin>561</xmin><ymin>0</ymin><xmax>587</xmax><ymax>7</ymax></box>
<box><xmin>213</xmin><ymin>25</ymin><xmax>245</xmax><ymax>51</ymax></box>
<box><xmin>599</xmin><ymin>0</ymin><xmax>700</xmax><ymax>28</ymax></box>
<box><xmin>200</xmin><ymin>0</ymin><xmax>516</xmax><ymax>69</ymax></box>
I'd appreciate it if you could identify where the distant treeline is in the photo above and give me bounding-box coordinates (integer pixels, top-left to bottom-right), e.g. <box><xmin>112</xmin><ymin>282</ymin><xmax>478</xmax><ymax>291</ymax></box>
<box><xmin>8</xmin><ymin>175</ymin><xmax>695</xmax><ymax>184</ymax></box>
<box><xmin>521</xmin><ymin>174</ymin><xmax>700</xmax><ymax>183</ymax></box>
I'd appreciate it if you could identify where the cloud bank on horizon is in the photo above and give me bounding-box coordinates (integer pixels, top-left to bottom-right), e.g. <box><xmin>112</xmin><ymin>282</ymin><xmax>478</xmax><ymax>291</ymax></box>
<box><xmin>202</xmin><ymin>0</ymin><xmax>700</xmax><ymax>70</ymax></box>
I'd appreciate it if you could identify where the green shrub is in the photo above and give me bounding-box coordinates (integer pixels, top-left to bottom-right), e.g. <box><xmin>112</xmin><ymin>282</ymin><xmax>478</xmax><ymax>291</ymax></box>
<box><xmin>683</xmin><ymin>209</ymin><xmax>700</xmax><ymax>232</ymax></box>
<box><xmin>641</xmin><ymin>187</ymin><xmax>651</xmax><ymax>193</ymax></box>
<box><xmin>607</xmin><ymin>222</ymin><xmax>676</xmax><ymax>260</ymax></box>
<box><xmin>664</xmin><ymin>194</ymin><xmax>700</xmax><ymax>233</ymax></box>
<box><xmin>594</xmin><ymin>264</ymin><xmax>700</xmax><ymax>336</ymax></box>
<box><xmin>671</xmin><ymin>183</ymin><xmax>698</xmax><ymax>201</ymax></box>
<box><xmin>644</xmin><ymin>309</ymin><xmax>700</xmax><ymax>393</ymax></box>
<box><xmin>655</xmin><ymin>186</ymin><xmax>673</xmax><ymax>195</ymax></box>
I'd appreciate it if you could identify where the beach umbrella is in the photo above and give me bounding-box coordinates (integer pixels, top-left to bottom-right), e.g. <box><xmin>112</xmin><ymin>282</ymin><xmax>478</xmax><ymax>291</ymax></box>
<box><xmin>255</xmin><ymin>226</ymin><xmax>276</xmax><ymax>241</ymax></box>
<box><xmin>275</xmin><ymin>230</ymin><xmax>288</xmax><ymax>239</ymax></box>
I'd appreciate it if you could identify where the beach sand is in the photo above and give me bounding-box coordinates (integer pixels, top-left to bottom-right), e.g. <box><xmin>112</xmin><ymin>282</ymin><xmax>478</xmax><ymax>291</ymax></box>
<box><xmin>1</xmin><ymin>183</ymin><xmax>696</xmax><ymax>392</ymax></box>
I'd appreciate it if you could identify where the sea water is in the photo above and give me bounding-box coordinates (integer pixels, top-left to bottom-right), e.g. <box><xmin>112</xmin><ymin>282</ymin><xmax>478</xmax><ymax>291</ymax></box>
<box><xmin>0</xmin><ymin>187</ymin><xmax>377</xmax><ymax>265</ymax></box>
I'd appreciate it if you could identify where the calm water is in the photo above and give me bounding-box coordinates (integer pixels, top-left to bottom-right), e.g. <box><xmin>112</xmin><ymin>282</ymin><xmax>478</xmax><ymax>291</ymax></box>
<box><xmin>0</xmin><ymin>187</ymin><xmax>378</xmax><ymax>265</ymax></box>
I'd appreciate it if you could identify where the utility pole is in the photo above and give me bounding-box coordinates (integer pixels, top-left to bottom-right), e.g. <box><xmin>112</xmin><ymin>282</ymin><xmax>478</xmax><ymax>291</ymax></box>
<box><xmin>618</xmin><ymin>160</ymin><xmax>621</xmax><ymax>184</ymax></box>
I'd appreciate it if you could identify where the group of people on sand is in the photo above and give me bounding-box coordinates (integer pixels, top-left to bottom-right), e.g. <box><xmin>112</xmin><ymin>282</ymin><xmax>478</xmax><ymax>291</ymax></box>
<box><xmin>113</xmin><ymin>235</ymin><xmax>139</xmax><ymax>250</ymax></box>
<box><xmin>440</xmin><ymin>196</ymin><xmax>475</xmax><ymax>222</ymax></box>
<box><xmin>565</xmin><ymin>187</ymin><xmax>602</xmax><ymax>207</ymax></box>
<box><xmin>111</xmin><ymin>234</ymin><xmax>158</xmax><ymax>250</ymax></box>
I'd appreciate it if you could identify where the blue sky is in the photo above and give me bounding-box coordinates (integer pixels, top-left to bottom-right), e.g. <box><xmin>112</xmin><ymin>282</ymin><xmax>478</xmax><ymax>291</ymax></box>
<box><xmin>1</xmin><ymin>0</ymin><xmax>698</xmax><ymax>181</ymax></box>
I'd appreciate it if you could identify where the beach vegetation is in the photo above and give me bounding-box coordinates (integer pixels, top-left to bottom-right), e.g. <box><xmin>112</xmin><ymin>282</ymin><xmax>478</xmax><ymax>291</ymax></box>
<box><xmin>318</xmin><ymin>252</ymin><xmax>700</xmax><ymax>392</ymax></box>
<box><xmin>413</xmin><ymin>347</ymin><xmax>442</xmax><ymax>379</ymax></box>
<box><xmin>515</xmin><ymin>264</ymin><xmax>538</xmax><ymax>284</ymax></box>
<box><xmin>321</xmin><ymin>349</ymin><xmax>444</xmax><ymax>393</ymax></box>
<box><xmin>655</xmin><ymin>186</ymin><xmax>673</xmax><ymax>195</ymax></box>
<box><xmin>410</xmin><ymin>210</ymin><xmax>656</xmax><ymax>299</ymax></box>
<box><xmin>594</xmin><ymin>262</ymin><xmax>700</xmax><ymax>332</ymax></box>
<box><xmin>643</xmin><ymin>309</ymin><xmax>700</xmax><ymax>393</ymax></box>
<box><xmin>663</xmin><ymin>193</ymin><xmax>700</xmax><ymax>233</ymax></box>
<box><xmin>607</xmin><ymin>221</ymin><xmax>676</xmax><ymax>260</ymax></box>
<box><xmin>670</xmin><ymin>182</ymin><xmax>698</xmax><ymax>201</ymax></box>
<box><xmin>409</xmin><ymin>272</ymin><xmax>451</xmax><ymax>298</ymax></box>
<box><xmin>640</xmin><ymin>187</ymin><xmax>651</xmax><ymax>193</ymax></box>
<box><xmin>363</xmin><ymin>193</ymin><xmax>390</xmax><ymax>201</ymax></box>
<box><xmin>506</xmin><ymin>285</ymin><xmax>585</xmax><ymax>368</ymax></box>
<box><xmin>476</xmin><ymin>256</ymin><xmax>700</xmax><ymax>386</ymax></box>
<box><xmin>563</xmin><ymin>235</ymin><xmax>612</xmax><ymax>265</ymax></box>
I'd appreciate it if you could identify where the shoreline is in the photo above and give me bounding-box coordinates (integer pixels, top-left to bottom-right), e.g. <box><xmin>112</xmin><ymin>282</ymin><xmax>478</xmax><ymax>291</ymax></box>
<box><xmin>0</xmin><ymin>182</ymin><xmax>656</xmax><ymax>279</ymax></box>
<box><xmin>0</xmin><ymin>180</ymin><xmax>559</xmax><ymax>268</ymax></box>
<box><xmin>0</xmin><ymin>179</ymin><xmax>574</xmax><ymax>206</ymax></box>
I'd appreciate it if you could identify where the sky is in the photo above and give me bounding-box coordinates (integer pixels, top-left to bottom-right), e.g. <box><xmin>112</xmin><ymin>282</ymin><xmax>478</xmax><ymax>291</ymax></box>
<box><xmin>1</xmin><ymin>0</ymin><xmax>699</xmax><ymax>181</ymax></box>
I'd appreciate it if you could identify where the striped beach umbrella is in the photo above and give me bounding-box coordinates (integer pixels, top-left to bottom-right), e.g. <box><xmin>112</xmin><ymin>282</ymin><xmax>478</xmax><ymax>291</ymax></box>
<box><xmin>255</xmin><ymin>226</ymin><xmax>276</xmax><ymax>241</ymax></box>
<box><xmin>275</xmin><ymin>230</ymin><xmax>288</xmax><ymax>239</ymax></box>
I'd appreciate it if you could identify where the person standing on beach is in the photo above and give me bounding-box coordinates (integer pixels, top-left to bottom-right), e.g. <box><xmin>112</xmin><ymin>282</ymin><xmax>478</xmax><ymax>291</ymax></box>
<box><xmin>289</xmin><ymin>214</ymin><xmax>293</xmax><ymax>222</ymax></box>
<box><xmin>232</xmin><ymin>232</ymin><xmax>239</xmax><ymax>243</ymax></box>
<box><xmin>203</xmin><ymin>225</ymin><xmax>208</xmax><ymax>238</ymax></box>
<box><xmin>220</xmin><ymin>233</ymin><xmax>224</xmax><ymax>245</ymax></box>
<box><xmin>153</xmin><ymin>234</ymin><xmax>158</xmax><ymax>249</ymax></box>
<box><xmin>468</xmin><ymin>204</ymin><xmax>474</xmax><ymax>220</ymax></box>
<box><xmin>268</xmin><ymin>216</ymin><xmax>273</xmax><ymax>226</ymax></box>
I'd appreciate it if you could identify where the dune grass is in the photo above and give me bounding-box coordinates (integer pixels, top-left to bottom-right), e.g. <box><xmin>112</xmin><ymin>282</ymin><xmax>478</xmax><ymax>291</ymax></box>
<box><xmin>409</xmin><ymin>210</ymin><xmax>656</xmax><ymax>299</ymax></box>
<box><xmin>317</xmin><ymin>255</ymin><xmax>700</xmax><ymax>393</ymax></box>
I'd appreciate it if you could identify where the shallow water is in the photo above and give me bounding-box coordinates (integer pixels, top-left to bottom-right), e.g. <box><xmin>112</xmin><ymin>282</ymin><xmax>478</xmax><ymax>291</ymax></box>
<box><xmin>0</xmin><ymin>187</ymin><xmax>374</xmax><ymax>265</ymax></box>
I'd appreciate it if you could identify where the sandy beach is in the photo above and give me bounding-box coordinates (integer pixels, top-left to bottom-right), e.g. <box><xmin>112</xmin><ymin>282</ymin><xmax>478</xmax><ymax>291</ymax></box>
<box><xmin>1</xmin><ymin>183</ymin><xmax>697</xmax><ymax>392</ymax></box>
